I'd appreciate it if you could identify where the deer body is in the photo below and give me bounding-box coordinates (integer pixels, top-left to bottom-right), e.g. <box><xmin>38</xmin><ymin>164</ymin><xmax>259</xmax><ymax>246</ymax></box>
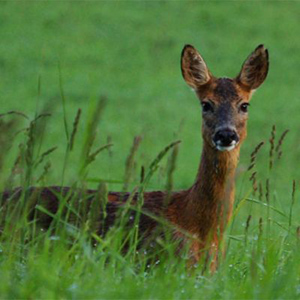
<box><xmin>1</xmin><ymin>44</ymin><xmax>269</xmax><ymax>268</ymax></box>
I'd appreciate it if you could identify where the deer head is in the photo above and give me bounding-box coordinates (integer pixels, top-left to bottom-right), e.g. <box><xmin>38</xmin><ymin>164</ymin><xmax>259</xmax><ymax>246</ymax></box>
<box><xmin>181</xmin><ymin>44</ymin><xmax>269</xmax><ymax>152</ymax></box>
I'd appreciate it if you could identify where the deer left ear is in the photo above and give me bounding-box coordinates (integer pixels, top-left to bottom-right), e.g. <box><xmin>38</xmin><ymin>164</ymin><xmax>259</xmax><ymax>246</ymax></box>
<box><xmin>236</xmin><ymin>44</ymin><xmax>269</xmax><ymax>90</ymax></box>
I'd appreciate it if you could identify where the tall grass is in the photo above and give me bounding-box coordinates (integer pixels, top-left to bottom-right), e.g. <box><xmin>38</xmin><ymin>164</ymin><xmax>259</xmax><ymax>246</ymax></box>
<box><xmin>0</xmin><ymin>101</ymin><xmax>299</xmax><ymax>299</ymax></box>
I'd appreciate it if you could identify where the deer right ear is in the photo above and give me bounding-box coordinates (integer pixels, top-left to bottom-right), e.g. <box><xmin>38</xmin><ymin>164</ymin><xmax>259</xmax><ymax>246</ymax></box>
<box><xmin>237</xmin><ymin>44</ymin><xmax>269</xmax><ymax>90</ymax></box>
<box><xmin>181</xmin><ymin>45</ymin><xmax>211</xmax><ymax>89</ymax></box>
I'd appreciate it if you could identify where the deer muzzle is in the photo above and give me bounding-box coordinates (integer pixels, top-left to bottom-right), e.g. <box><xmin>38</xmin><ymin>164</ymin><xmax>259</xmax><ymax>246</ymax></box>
<box><xmin>213</xmin><ymin>128</ymin><xmax>239</xmax><ymax>152</ymax></box>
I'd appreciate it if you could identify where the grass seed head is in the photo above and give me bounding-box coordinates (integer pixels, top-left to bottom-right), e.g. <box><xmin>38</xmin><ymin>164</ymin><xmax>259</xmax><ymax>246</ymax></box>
<box><xmin>69</xmin><ymin>108</ymin><xmax>82</xmax><ymax>151</ymax></box>
<box><xmin>269</xmin><ymin>125</ymin><xmax>276</xmax><ymax>170</ymax></box>
<box><xmin>248</xmin><ymin>141</ymin><xmax>264</xmax><ymax>171</ymax></box>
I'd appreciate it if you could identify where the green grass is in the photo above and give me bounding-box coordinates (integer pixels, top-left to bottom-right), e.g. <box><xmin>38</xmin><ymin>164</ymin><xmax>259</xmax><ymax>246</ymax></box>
<box><xmin>0</xmin><ymin>2</ymin><xmax>300</xmax><ymax>299</ymax></box>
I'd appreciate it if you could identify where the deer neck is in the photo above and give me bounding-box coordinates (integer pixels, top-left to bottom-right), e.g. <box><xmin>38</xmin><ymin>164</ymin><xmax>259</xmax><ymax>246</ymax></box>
<box><xmin>193</xmin><ymin>142</ymin><xmax>239</xmax><ymax>198</ymax></box>
<box><xmin>183</xmin><ymin>142</ymin><xmax>240</xmax><ymax>236</ymax></box>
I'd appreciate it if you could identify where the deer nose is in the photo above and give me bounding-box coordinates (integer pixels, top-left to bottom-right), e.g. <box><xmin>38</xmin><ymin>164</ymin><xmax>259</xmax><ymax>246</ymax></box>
<box><xmin>213</xmin><ymin>129</ymin><xmax>239</xmax><ymax>149</ymax></box>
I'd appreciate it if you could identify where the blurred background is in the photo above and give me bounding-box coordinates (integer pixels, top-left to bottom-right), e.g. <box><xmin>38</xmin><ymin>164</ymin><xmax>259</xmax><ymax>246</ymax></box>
<box><xmin>0</xmin><ymin>1</ymin><xmax>300</xmax><ymax>200</ymax></box>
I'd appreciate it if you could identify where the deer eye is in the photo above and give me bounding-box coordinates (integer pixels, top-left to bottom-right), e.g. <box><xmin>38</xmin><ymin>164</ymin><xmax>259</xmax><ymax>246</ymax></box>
<box><xmin>201</xmin><ymin>102</ymin><xmax>213</xmax><ymax>113</ymax></box>
<box><xmin>240</xmin><ymin>103</ymin><xmax>250</xmax><ymax>113</ymax></box>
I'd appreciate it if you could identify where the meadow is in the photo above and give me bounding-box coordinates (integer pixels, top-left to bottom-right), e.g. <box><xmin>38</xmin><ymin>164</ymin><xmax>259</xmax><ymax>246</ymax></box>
<box><xmin>0</xmin><ymin>2</ymin><xmax>300</xmax><ymax>299</ymax></box>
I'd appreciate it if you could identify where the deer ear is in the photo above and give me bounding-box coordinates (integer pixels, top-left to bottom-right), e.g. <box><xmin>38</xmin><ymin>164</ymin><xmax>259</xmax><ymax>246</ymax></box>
<box><xmin>181</xmin><ymin>45</ymin><xmax>212</xmax><ymax>89</ymax></box>
<box><xmin>237</xmin><ymin>44</ymin><xmax>269</xmax><ymax>90</ymax></box>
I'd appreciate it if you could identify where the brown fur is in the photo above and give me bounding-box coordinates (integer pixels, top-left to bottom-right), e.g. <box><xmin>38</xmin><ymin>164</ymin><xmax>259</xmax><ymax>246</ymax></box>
<box><xmin>1</xmin><ymin>44</ymin><xmax>269</xmax><ymax>270</ymax></box>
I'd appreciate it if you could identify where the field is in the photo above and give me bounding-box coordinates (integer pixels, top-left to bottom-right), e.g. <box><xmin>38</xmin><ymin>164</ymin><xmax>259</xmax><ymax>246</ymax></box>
<box><xmin>0</xmin><ymin>2</ymin><xmax>300</xmax><ymax>299</ymax></box>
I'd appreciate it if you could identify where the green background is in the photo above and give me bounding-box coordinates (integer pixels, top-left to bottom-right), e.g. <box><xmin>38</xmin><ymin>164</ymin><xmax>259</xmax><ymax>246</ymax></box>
<box><xmin>1</xmin><ymin>2</ymin><xmax>300</xmax><ymax>190</ymax></box>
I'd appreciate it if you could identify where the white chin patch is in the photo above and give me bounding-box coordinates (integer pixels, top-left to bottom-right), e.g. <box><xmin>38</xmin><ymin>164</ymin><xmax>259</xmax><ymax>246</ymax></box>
<box><xmin>215</xmin><ymin>141</ymin><xmax>237</xmax><ymax>152</ymax></box>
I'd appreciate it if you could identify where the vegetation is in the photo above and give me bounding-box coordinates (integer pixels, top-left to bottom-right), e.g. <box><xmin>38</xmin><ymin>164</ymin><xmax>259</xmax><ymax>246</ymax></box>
<box><xmin>0</xmin><ymin>2</ymin><xmax>300</xmax><ymax>299</ymax></box>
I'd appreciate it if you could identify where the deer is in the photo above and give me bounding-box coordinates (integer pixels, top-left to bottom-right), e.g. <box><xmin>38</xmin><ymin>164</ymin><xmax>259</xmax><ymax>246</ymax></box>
<box><xmin>1</xmin><ymin>44</ymin><xmax>269</xmax><ymax>270</ymax></box>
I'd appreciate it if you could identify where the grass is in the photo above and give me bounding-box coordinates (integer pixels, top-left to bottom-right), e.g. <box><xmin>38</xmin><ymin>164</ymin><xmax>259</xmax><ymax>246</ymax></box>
<box><xmin>0</xmin><ymin>1</ymin><xmax>300</xmax><ymax>299</ymax></box>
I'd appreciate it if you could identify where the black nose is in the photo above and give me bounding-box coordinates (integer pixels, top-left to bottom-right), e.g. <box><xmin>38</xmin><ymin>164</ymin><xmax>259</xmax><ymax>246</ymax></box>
<box><xmin>213</xmin><ymin>129</ymin><xmax>239</xmax><ymax>147</ymax></box>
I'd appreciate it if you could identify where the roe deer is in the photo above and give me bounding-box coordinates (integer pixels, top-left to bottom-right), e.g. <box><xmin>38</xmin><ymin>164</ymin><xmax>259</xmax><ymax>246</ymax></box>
<box><xmin>1</xmin><ymin>44</ymin><xmax>269</xmax><ymax>270</ymax></box>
